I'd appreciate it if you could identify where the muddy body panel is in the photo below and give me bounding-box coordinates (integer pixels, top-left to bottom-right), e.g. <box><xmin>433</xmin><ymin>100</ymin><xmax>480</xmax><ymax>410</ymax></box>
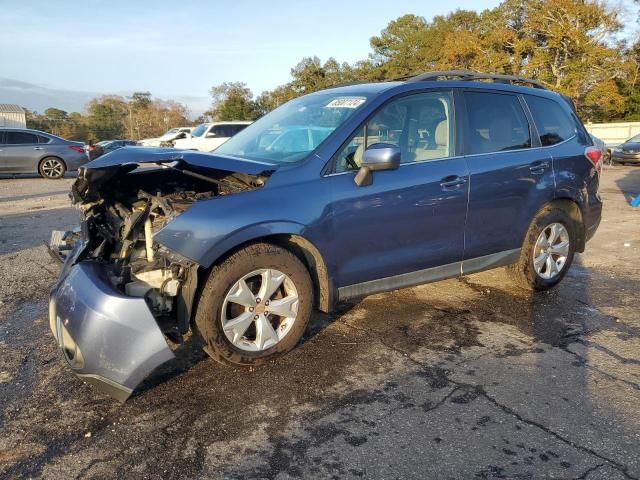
<box><xmin>50</xmin><ymin>259</ymin><xmax>175</xmax><ymax>401</ymax></box>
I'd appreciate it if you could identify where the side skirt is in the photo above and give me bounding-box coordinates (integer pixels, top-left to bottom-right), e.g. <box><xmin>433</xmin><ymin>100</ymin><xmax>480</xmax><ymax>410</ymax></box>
<box><xmin>336</xmin><ymin>248</ymin><xmax>520</xmax><ymax>302</ymax></box>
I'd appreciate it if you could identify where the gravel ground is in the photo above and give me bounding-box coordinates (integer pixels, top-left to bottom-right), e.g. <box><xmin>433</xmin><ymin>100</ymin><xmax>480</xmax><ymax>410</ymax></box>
<box><xmin>0</xmin><ymin>167</ymin><xmax>639</xmax><ymax>479</ymax></box>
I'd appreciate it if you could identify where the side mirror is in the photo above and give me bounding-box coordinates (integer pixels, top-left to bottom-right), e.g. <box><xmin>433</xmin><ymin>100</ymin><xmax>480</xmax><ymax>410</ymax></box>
<box><xmin>354</xmin><ymin>143</ymin><xmax>401</xmax><ymax>187</ymax></box>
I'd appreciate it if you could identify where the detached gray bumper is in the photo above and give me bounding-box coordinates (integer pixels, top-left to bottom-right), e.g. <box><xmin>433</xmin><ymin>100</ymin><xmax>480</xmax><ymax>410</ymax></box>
<box><xmin>49</xmin><ymin>261</ymin><xmax>175</xmax><ymax>401</ymax></box>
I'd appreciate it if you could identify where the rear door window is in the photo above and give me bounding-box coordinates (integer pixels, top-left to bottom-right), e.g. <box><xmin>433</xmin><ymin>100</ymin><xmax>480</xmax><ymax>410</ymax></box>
<box><xmin>525</xmin><ymin>95</ymin><xmax>577</xmax><ymax>146</ymax></box>
<box><xmin>6</xmin><ymin>131</ymin><xmax>38</xmax><ymax>144</ymax></box>
<box><xmin>463</xmin><ymin>91</ymin><xmax>531</xmax><ymax>155</ymax></box>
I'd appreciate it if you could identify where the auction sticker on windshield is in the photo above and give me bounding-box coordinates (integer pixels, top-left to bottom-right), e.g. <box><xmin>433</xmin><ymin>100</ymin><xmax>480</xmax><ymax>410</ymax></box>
<box><xmin>325</xmin><ymin>97</ymin><xmax>366</xmax><ymax>108</ymax></box>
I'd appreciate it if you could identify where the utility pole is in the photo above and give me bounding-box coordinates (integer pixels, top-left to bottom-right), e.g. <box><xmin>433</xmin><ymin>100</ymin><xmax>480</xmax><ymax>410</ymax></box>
<box><xmin>126</xmin><ymin>96</ymin><xmax>134</xmax><ymax>139</ymax></box>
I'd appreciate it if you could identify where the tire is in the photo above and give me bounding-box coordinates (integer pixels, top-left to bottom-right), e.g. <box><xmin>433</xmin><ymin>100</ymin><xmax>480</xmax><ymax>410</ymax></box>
<box><xmin>38</xmin><ymin>157</ymin><xmax>66</xmax><ymax>179</ymax></box>
<box><xmin>507</xmin><ymin>206</ymin><xmax>577</xmax><ymax>291</ymax></box>
<box><xmin>195</xmin><ymin>243</ymin><xmax>313</xmax><ymax>366</ymax></box>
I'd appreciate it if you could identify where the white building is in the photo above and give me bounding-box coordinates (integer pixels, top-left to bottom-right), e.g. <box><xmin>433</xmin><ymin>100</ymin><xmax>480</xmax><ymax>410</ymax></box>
<box><xmin>0</xmin><ymin>104</ymin><xmax>26</xmax><ymax>128</ymax></box>
<box><xmin>584</xmin><ymin>121</ymin><xmax>640</xmax><ymax>147</ymax></box>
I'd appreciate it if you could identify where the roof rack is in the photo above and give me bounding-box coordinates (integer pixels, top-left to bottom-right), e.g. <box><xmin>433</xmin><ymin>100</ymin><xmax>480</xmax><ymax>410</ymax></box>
<box><xmin>405</xmin><ymin>70</ymin><xmax>546</xmax><ymax>90</ymax></box>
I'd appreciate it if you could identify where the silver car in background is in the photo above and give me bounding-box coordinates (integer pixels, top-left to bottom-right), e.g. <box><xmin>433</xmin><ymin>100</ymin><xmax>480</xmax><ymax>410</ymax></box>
<box><xmin>0</xmin><ymin>128</ymin><xmax>88</xmax><ymax>178</ymax></box>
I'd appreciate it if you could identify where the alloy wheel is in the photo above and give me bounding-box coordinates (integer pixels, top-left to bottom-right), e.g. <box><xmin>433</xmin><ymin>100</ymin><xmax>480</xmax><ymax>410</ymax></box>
<box><xmin>41</xmin><ymin>158</ymin><xmax>64</xmax><ymax>178</ymax></box>
<box><xmin>533</xmin><ymin>222</ymin><xmax>570</xmax><ymax>280</ymax></box>
<box><xmin>221</xmin><ymin>269</ymin><xmax>299</xmax><ymax>352</ymax></box>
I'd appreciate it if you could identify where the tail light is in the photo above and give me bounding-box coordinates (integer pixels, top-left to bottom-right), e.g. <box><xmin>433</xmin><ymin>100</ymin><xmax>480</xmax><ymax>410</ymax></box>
<box><xmin>585</xmin><ymin>146</ymin><xmax>602</xmax><ymax>175</ymax></box>
<box><xmin>68</xmin><ymin>145</ymin><xmax>85</xmax><ymax>154</ymax></box>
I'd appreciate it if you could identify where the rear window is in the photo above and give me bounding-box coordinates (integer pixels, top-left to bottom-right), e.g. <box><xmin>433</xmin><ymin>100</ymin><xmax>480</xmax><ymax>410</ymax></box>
<box><xmin>464</xmin><ymin>91</ymin><xmax>531</xmax><ymax>155</ymax></box>
<box><xmin>525</xmin><ymin>95</ymin><xmax>577</xmax><ymax>146</ymax></box>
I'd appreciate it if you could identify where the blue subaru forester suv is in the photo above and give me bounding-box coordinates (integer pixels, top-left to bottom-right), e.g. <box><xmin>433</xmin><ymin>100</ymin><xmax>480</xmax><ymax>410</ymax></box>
<box><xmin>49</xmin><ymin>71</ymin><xmax>602</xmax><ymax>400</ymax></box>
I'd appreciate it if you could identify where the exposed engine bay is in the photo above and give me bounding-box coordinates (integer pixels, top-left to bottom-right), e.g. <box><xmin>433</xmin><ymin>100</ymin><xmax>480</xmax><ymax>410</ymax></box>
<box><xmin>58</xmin><ymin>157</ymin><xmax>270</xmax><ymax>339</ymax></box>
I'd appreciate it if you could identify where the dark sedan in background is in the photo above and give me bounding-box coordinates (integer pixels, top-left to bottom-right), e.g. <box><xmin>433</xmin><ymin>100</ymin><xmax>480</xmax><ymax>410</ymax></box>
<box><xmin>87</xmin><ymin>139</ymin><xmax>137</xmax><ymax>160</ymax></box>
<box><xmin>0</xmin><ymin>128</ymin><xmax>87</xmax><ymax>178</ymax></box>
<box><xmin>611</xmin><ymin>133</ymin><xmax>640</xmax><ymax>165</ymax></box>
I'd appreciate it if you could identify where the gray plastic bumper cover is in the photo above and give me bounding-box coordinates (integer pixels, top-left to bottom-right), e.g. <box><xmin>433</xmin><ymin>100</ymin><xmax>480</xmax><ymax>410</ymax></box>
<box><xmin>49</xmin><ymin>260</ymin><xmax>175</xmax><ymax>401</ymax></box>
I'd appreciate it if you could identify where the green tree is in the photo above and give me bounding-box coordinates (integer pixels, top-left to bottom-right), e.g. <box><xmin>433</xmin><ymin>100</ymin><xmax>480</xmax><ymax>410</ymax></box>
<box><xmin>363</xmin><ymin>1</ymin><xmax>628</xmax><ymax>120</ymax></box>
<box><xmin>86</xmin><ymin>95</ymin><xmax>128</xmax><ymax>140</ymax></box>
<box><xmin>208</xmin><ymin>82</ymin><xmax>261</xmax><ymax>121</ymax></box>
<box><xmin>369</xmin><ymin>14</ymin><xmax>432</xmax><ymax>77</ymax></box>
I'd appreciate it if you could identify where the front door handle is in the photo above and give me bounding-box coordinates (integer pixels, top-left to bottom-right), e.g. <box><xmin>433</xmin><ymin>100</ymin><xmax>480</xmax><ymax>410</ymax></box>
<box><xmin>440</xmin><ymin>175</ymin><xmax>467</xmax><ymax>190</ymax></box>
<box><xmin>33</xmin><ymin>146</ymin><xmax>43</xmax><ymax>150</ymax></box>
<box><xmin>529</xmin><ymin>160</ymin><xmax>550</xmax><ymax>174</ymax></box>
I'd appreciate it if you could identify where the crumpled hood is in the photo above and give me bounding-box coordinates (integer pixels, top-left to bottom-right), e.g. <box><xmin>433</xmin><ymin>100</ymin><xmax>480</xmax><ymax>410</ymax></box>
<box><xmin>73</xmin><ymin>147</ymin><xmax>276</xmax><ymax>204</ymax></box>
<box><xmin>84</xmin><ymin>147</ymin><xmax>277</xmax><ymax>175</ymax></box>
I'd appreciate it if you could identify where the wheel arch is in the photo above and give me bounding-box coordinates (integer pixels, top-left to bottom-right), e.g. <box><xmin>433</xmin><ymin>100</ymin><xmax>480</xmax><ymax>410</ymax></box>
<box><xmin>198</xmin><ymin>233</ymin><xmax>335</xmax><ymax>313</ymax></box>
<box><xmin>540</xmin><ymin>198</ymin><xmax>586</xmax><ymax>252</ymax></box>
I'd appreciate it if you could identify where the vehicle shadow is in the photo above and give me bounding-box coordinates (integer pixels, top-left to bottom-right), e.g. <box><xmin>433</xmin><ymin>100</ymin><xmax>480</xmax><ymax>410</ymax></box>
<box><xmin>612</xmin><ymin>165</ymin><xmax>640</xmax><ymax>202</ymax></box>
<box><xmin>134</xmin><ymin>299</ymin><xmax>362</xmax><ymax>397</ymax></box>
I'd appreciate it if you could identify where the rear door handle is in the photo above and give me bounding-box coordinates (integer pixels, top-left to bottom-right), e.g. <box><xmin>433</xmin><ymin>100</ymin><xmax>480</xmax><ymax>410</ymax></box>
<box><xmin>440</xmin><ymin>175</ymin><xmax>467</xmax><ymax>190</ymax></box>
<box><xmin>529</xmin><ymin>160</ymin><xmax>549</xmax><ymax>174</ymax></box>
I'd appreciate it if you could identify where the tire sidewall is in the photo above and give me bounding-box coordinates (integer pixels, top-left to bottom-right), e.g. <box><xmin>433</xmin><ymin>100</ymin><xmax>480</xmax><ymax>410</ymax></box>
<box><xmin>195</xmin><ymin>243</ymin><xmax>313</xmax><ymax>365</ymax></box>
<box><xmin>522</xmin><ymin>208</ymin><xmax>576</xmax><ymax>290</ymax></box>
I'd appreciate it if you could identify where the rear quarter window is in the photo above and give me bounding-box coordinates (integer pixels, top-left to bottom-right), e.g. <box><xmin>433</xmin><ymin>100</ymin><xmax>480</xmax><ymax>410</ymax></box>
<box><xmin>525</xmin><ymin>95</ymin><xmax>577</xmax><ymax>146</ymax></box>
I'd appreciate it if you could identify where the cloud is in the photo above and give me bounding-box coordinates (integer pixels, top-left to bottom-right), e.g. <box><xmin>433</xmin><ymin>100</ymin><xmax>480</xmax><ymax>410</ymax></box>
<box><xmin>0</xmin><ymin>78</ymin><xmax>208</xmax><ymax>119</ymax></box>
<box><xmin>0</xmin><ymin>78</ymin><xmax>97</xmax><ymax>113</ymax></box>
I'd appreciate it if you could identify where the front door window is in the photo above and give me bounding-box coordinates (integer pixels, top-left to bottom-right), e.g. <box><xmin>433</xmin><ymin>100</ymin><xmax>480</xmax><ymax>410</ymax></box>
<box><xmin>334</xmin><ymin>91</ymin><xmax>454</xmax><ymax>173</ymax></box>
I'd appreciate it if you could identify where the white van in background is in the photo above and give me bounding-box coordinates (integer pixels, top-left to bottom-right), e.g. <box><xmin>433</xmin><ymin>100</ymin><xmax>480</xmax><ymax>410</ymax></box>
<box><xmin>173</xmin><ymin>121</ymin><xmax>251</xmax><ymax>152</ymax></box>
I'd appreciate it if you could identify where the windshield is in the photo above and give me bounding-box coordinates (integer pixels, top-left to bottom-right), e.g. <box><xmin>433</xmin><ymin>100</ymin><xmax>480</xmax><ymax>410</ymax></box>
<box><xmin>164</xmin><ymin>128</ymin><xmax>179</xmax><ymax>135</ymax></box>
<box><xmin>627</xmin><ymin>133</ymin><xmax>640</xmax><ymax>143</ymax></box>
<box><xmin>191</xmin><ymin>124</ymin><xmax>210</xmax><ymax>137</ymax></box>
<box><xmin>216</xmin><ymin>92</ymin><xmax>371</xmax><ymax>164</ymax></box>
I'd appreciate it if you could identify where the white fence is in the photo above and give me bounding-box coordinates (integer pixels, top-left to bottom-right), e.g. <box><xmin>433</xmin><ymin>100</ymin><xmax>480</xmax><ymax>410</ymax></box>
<box><xmin>584</xmin><ymin>122</ymin><xmax>640</xmax><ymax>147</ymax></box>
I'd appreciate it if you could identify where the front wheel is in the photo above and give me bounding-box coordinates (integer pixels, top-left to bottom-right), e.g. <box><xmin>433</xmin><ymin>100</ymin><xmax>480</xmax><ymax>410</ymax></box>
<box><xmin>39</xmin><ymin>157</ymin><xmax>66</xmax><ymax>179</ymax></box>
<box><xmin>195</xmin><ymin>243</ymin><xmax>313</xmax><ymax>366</ymax></box>
<box><xmin>507</xmin><ymin>207</ymin><xmax>577</xmax><ymax>291</ymax></box>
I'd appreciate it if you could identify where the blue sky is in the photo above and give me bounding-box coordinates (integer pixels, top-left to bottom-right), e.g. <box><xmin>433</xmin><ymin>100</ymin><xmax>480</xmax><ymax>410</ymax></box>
<box><xmin>0</xmin><ymin>0</ymin><xmax>635</xmax><ymax>116</ymax></box>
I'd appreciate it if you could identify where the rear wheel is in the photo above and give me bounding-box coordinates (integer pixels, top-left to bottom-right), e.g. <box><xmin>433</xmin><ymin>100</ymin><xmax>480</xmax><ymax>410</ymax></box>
<box><xmin>39</xmin><ymin>157</ymin><xmax>66</xmax><ymax>179</ymax></box>
<box><xmin>507</xmin><ymin>207</ymin><xmax>577</xmax><ymax>291</ymax></box>
<box><xmin>195</xmin><ymin>243</ymin><xmax>313</xmax><ymax>366</ymax></box>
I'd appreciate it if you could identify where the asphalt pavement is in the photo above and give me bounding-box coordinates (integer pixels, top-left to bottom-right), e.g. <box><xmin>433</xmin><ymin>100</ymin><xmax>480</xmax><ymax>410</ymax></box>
<box><xmin>0</xmin><ymin>167</ymin><xmax>639</xmax><ymax>479</ymax></box>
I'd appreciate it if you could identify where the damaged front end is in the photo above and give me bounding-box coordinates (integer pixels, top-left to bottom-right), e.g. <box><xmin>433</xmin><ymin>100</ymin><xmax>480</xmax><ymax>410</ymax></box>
<box><xmin>49</xmin><ymin>148</ymin><xmax>274</xmax><ymax>400</ymax></box>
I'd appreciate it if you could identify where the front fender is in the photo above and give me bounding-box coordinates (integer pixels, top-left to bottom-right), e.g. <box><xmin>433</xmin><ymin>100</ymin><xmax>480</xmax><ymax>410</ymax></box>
<box><xmin>153</xmin><ymin>193</ymin><xmax>308</xmax><ymax>267</ymax></box>
<box><xmin>201</xmin><ymin>220</ymin><xmax>306</xmax><ymax>267</ymax></box>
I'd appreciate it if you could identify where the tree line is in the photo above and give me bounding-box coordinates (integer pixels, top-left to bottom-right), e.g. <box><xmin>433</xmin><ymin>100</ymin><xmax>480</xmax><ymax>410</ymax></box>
<box><xmin>26</xmin><ymin>92</ymin><xmax>191</xmax><ymax>142</ymax></box>
<box><xmin>28</xmin><ymin>0</ymin><xmax>640</xmax><ymax>142</ymax></box>
<box><xmin>209</xmin><ymin>0</ymin><xmax>640</xmax><ymax>123</ymax></box>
